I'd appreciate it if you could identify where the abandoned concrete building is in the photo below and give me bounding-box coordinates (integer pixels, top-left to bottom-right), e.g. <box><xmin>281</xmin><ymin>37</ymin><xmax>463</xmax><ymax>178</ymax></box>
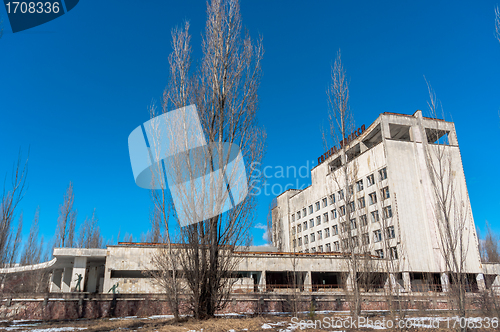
<box><xmin>1</xmin><ymin>111</ymin><xmax>499</xmax><ymax>297</ymax></box>
<box><xmin>270</xmin><ymin>110</ymin><xmax>499</xmax><ymax>292</ymax></box>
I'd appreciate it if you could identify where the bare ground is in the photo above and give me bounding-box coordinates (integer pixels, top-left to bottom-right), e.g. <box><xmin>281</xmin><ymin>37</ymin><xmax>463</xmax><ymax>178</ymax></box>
<box><xmin>1</xmin><ymin>314</ymin><xmax>498</xmax><ymax>332</ymax></box>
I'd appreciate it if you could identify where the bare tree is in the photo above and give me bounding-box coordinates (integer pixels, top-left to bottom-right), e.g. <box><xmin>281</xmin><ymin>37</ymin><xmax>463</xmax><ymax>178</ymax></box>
<box><xmin>482</xmin><ymin>222</ymin><xmax>499</xmax><ymax>263</ymax></box>
<box><xmin>147</xmin><ymin>0</ymin><xmax>265</xmax><ymax>320</ymax></box>
<box><xmin>20</xmin><ymin>207</ymin><xmax>41</xmax><ymax>266</ymax></box>
<box><xmin>77</xmin><ymin>209</ymin><xmax>104</xmax><ymax>248</ymax></box>
<box><xmin>424</xmin><ymin>81</ymin><xmax>473</xmax><ymax>326</ymax></box>
<box><xmin>54</xmin><ymin>182</ymin><xmax>76</xmax><ymax>248</ymax></box>
<box><xmin>323</xmin><ymin>50</ymin><xmax>364</xmax><ymax>317</ymax></box>
<box><xmin>496</xmin><ymin>6</ymin><xmax>500</xmax><ymax>44</ymax></box>
<box><xmin>0</xmin><ymin>151</ymin><xmax>28</xmax><ymax>268</ymax></box>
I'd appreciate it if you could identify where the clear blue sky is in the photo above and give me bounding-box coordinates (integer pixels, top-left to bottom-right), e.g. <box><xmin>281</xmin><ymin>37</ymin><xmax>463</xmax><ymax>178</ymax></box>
<box><xmin>1</xmin><ymin>0</ymin><xmax>499</xmax><ymax>249</ymax></box>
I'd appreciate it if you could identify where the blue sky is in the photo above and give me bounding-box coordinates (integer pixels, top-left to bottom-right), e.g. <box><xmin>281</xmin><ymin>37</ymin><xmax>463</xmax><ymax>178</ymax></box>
<box><xmin>0</xmin><ymin>0</ymin><xmax>499</xmax><ymax>249</ymax></box>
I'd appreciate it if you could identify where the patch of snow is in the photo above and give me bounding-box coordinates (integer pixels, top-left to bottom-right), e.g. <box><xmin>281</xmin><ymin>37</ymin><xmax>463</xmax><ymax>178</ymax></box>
<box><xmin>214</xmin><ymin>313</ymin><xmax>245</xmax><ymax>318</ymax></box>
<box><xmin>147</xmin><ymin>315</ymin><xmax>175</xmax><ymax>319</ymax></box>
<box><xmin>109</xmin><ymin>315</ymin><xmax>138</xmax><ymax>320</ymax></box>
<box><xmin>29</xmin><ymin>328</ymin><xmax>86</xmax><ymax>332</ymax></box>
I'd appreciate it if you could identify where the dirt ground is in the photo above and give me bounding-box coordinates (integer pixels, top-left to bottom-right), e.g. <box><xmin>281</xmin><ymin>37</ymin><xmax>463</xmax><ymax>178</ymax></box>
<box><xmin>1</xmin><ymin>313</ymin><xmax>499</xmax><ymax>332</ymax></box>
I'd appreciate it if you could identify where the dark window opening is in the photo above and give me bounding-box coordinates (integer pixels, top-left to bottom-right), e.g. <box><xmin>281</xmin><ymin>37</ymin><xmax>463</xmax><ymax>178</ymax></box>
<box><xmin>346</xmin><ymin>144</ymin><xmax>361</xmax><ymax>161</ymax></box>
<box><xmin>329</xmin><ymin>156</ymin><xmax>342</xmax><ymax>172</ymax></box>
<box><xmin>426</xmin><ymin>128</ymin><xmax>450</xmax><ymax>145</ymax></box>
<box><xmin>362</xmin><ymin>124</ymin><xmax>382</xmax><ymax>148</ymax></box>
<box><xmin>312</xmin><ymin>272</ymin><xmax>343</xmax><ymax>291</ymax></box>
<box><xmin>389</xmin><ymin>124</ymin><xmax>412</xmax><ymax>141</ymax></box>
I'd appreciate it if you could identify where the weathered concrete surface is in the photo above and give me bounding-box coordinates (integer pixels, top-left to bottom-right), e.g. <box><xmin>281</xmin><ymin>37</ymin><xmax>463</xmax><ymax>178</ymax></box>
<box><xmin>0</xmin><ymin>293</ymin><xmax>488</xmax><ymax>320</ymax></box>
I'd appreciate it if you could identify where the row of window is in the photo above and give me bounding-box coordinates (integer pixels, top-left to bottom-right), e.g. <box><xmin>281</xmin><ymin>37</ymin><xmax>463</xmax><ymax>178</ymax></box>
<box><xmin>293</xmin><ymin>226</ymin><xmax>396</xmax><ymax>247</ymax></box>
<box><xmin>294</xmin><ymin>244</ymin><xmax>398</xmax><ymax>259</ymax></box>
<box><xmin>291</xmin><ymin>179</ymin><xmax>390</xmax><ymax>223</ymax></box>
<box><xmin>292</xmin><ymin>206</ymin><xmax>393</xmax><ymax>234</ymax></box>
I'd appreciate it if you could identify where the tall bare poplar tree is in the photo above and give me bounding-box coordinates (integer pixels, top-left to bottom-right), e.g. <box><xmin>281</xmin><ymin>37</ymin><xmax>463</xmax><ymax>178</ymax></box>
<box><xmin>482</xmin><ymin>222</ymin><xmax>499</xmax><ymax>263</ymax></box>
<box><xmin>20</xmin><ymin>207</ymin><xmax>42</xmax><ymax>266</ymax></box>
<box><xmin>0</xmin><ymin>152</ymin><xmax>28</xmax><ymax>268</ymax></box>
<box><xmin>324</xmin><ymin>50</ymin><xmax>364</xmax><ymax>317</ymax></box>
<box><xmin>496</xmin><ymin>6</ymin><xmax>500</xmax><ymax>44</ymax></box>
<box><xmin>424</xmin><ymin>82</ymin><xmax>472</xmax><ymax>326</ymax></box>
<box><xmin>54</xmin><ymin>182</ymin><xmax>76</xmax><ymax>248</ymax></box>
<box><xmin>77</xmin><ymin>209</ymin><xmax>104</xmax><ymax>248</ymax></box>
<box><xmin>149</xmin><ymin>0</ymin><xmax>264</xmax><ymax>319</ymax></box>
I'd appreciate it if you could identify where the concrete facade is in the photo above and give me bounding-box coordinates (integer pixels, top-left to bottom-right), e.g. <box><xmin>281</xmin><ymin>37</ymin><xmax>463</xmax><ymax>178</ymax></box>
<box><xmin>1</xmin><ymin>112</ymin><xmax>498</xmax><ymax>296</ymax></box>
<box><xmin>271</xmin><ymin>111</ymin><xmax>483</xmax><ymax>282</ymax></box>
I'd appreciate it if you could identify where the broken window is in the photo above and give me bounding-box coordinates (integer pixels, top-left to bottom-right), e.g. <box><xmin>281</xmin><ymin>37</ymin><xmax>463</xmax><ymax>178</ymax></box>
<box><xmin>383</xmin><ymin>206</ymin><xmax>393</xmax><ymax>219</ymax></box>
<box><xmin>367</xmin><ymin>174</ymin><xmax>375</xmax><ymax>187</ymax></box>
<box><xmin>386</xmin><ymin>225</ymin><xmax>395</xmax><ymax>239</ymax></box>
<box><xmin>329</xmin><ymin>156</ymin><xmax>342</xmax><ymax>172</ymax></box>
<box><xmin>379</xmin><ymin>167</ymin><xmax>387</xmax><ymax>181</ymax></box>
<box><xmin>356</xmin><ymin>179</ymin><xmax>364</xmax><ymax>192</ymax></box>
<box><xmin>381</xmin><ymin>187</ymin><xmax>390</xmax><ymax>200</ymax></box>
<box><xmin>358</xmin><ymin>197</ymin><xmax>366</xmax><ymax>209</ymax></box>
<box><xmin>332</xmin><ymin>225</ymin><xmax>338</xmax><ymax>235</ymax></box>
<box><xmin>426</xmin><ymin>128</ymin><xmax>450</xmax><ymax>145</ymax></box>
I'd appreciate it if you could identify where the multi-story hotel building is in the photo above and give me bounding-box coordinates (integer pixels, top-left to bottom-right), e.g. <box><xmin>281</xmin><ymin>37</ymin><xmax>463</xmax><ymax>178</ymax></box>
<box><xmin>271</xmin><ymin>110</ymin><xmax>482</xmax><ymax>277</ymax></box>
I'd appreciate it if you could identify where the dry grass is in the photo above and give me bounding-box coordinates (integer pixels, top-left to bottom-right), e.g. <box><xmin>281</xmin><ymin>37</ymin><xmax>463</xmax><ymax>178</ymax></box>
<box><xmin>1</xmin><ymin>314</ymin><xmax>496</xmax><ymax>331</ymax></box>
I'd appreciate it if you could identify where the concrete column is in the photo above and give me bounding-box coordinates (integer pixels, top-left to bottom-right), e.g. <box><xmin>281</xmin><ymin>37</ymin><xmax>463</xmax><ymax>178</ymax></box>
<box><xmin>402</xmin><ymin>272</ymin><xmax>411</xmax><ymax>293</ymax></box>
<box><xmin>70</xmin><ymin>257</ymin><xmax>87</xmax><ymax>292</ymax></box>
<box><xmin>258</xmin><ymin>271</ymin><xmax>266</xmax><ymax>292</ymax></box>
<box><xmin>381</xmin><ymin>120</ymin><xmax>391</xmax><ymax>139</ymax></box>
<box><xmin>440</xmin><ymin>273</ymin><xmax>449</xmax><ymax>293</ymax></box>
<box><xmin>491</xmin><ymin>275</ymin><xmax>500</xmax><ymax>295</ymax></box>
<box><xmin>304</xmin><ymin>271</ymin><xmax>312</xmax><ymax>292</ymax></box>
<box><xmin>86</xmin><ymin>266</ymin><xmax>99</xmax><ymax>293</ymax></box>
<box><xmin>477</xmin><ymin>274</ymin><xmax>486</xmax><ymax>292</ymax></box>
<box><xmin>384</xmin><ymin>273</ymin><xmax>403</xmax><ymax>293</ymax></box>
<box><xmin>102</xmin><ymin>265</ymin><xmax>112</xmax><ymax>294</ymax></box>
<box><xmin>346</xmin><ymin>272</ymin><xmax>354</xmax><ymax>292</ymax></box>
<box><xmin>359</xmin><ymin>141</ymin><xmax>368</xmax><ymax>153</ymax></box>
<box><xmin>49</xmin><ymin>269</ymin><xmax>63</xmax><ymax>293</ymax></box>
<box><xmin>61</xmin><ymin>267</ymin><xmax>73</xmax><ymax>293</ymax></box>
